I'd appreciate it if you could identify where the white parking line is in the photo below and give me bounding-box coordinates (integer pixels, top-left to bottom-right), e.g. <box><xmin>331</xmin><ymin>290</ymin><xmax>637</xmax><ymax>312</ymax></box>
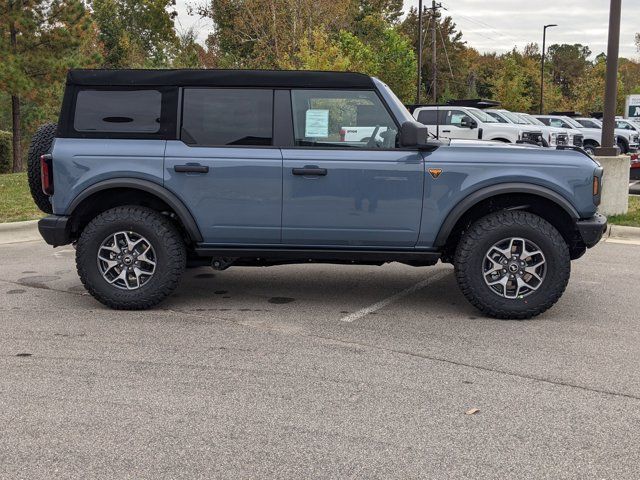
<box><xmin>340</xmin><ymin>269</ymin><xmax>452</xmax><ymax>323</ymax></box>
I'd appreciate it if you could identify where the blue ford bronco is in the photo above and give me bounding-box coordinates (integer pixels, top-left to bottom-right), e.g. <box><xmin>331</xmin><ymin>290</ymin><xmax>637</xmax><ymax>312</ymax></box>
<box><xmin>28</xmin><ymin>69</ymin><xmax>607</xmax><ymax>318</ymax></box>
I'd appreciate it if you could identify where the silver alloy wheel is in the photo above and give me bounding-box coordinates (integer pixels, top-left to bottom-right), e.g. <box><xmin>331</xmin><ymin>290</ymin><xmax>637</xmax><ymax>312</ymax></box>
<box><xmin>483</xmin><ymin>237</ymin><xmax>546</xmax><ymax>299</ymax></box>
<box><xmin>97</xmin><ymin>231</ymin><xmax>156</xmax><ymax>290</ymax></box>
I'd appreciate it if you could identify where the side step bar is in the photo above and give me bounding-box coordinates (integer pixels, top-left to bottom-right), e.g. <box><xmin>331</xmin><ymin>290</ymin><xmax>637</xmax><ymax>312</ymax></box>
<box><xmin>194</xmin><ymin>246</ymin><xmax>441</xmax><ymax>263</ymax></box>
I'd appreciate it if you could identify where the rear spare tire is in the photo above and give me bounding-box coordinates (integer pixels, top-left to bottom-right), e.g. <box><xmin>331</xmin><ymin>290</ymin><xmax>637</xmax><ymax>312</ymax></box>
<box><xmin>27</xmin><ymin>123</ymin><xmax>57</xmax><ymax>214</ymax></box>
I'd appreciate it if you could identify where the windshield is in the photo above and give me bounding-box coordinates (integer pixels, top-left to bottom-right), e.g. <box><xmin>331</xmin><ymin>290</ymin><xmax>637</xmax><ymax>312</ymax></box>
<box><xmin>486</xmin><ymin>111</ymin><xmax>508</xmax><ymax>123</ymax></box>
<box><xmin>502</xmin><ymin>111</ymin><xmax>529</xmax><ymax>125</ymax></box>
<box><xmin>466</xmin><ymin>107</ymin><xmax>498</xmax><ymax>123</ymax></box>
<box><xmin>373</xmin><ymin>79</ymin><xmax>414</xmax><ymax>124</ymax></box>
<box><xmin>577</xmin><ymin>118</ymin><xmax>602</xmax><ymax>128</ymax></box>
<box><xmin>563</xmin><ymin>117</ymin><xmax>584</xmax><ymax>129</ymax></box>
<box><xmin>519</xmin><ymin>113</ymin><xmax>546</xmax><ymax>126</ymax></box>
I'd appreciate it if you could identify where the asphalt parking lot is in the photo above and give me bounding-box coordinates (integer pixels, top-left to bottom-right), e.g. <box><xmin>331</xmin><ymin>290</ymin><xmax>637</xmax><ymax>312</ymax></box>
<box><xmin>2</xmin><ymin>237</ymin><xmax>640</xmax><ymax>479</ymax></box>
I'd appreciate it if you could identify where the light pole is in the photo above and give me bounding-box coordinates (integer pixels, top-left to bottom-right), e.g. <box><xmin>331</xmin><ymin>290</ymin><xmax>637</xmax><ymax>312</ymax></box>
<box><xmin>540</xmin><ymin>24</ymin><xmax>557</xmax><ymax>114</ymax></box>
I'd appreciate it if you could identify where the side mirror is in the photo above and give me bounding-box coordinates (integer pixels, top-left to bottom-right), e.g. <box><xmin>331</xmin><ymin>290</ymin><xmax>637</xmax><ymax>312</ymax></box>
<box><xmin>461</xmin><ymin>117</ymin><xmax>477</xmax><ymax>129</ymax></box>
<box><xmin>400</xmin><ymin>121</ymin><xmax>429</xmax><ymax>147</ymax></box>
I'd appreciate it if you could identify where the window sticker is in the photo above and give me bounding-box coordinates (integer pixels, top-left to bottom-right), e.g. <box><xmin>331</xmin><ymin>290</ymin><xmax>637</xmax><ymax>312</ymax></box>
<box><xmin>305</xmin><ymin>109</ymin><xmax>329</xmax><ymax>137</ymax></box>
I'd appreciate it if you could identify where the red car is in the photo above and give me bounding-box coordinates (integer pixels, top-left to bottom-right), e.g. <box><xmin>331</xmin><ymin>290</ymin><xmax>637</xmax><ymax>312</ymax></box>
<box><xmin>632</xmin><ymin>153</ymin><xmax>640</xmax><ymax>181</ymax></box>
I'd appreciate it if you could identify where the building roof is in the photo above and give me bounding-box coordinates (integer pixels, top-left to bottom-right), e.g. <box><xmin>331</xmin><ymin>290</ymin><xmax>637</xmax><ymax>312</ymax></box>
<box><xmin>66</xmin><ymin>69</ymin><xmax>375</xmax><ymax>89</ymax></box>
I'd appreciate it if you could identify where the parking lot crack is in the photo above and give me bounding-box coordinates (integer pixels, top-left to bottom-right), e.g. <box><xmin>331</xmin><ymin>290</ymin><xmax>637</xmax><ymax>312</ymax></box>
<box><xmin>304</xmin><ymin>333</ymin><xmax>640</xmax><ymax>402</ymax></box>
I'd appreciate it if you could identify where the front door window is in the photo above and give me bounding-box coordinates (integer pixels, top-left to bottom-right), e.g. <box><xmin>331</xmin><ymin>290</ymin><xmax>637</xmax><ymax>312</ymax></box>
<box><xmin>291</xmin><ymin>90</ymin><xmax>398</xmax><ymax>149</ymax></box>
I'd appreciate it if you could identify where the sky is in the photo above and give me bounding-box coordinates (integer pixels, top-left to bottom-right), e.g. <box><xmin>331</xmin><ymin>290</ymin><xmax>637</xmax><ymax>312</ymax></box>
<box><xmin>174</xmin><ymin>0</ymin><xmax>639</xmax><ymax>60</ymax></box>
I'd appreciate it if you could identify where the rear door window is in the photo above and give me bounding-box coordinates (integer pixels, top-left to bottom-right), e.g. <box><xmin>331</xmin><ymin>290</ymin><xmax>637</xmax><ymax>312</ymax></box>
<box><xmin>181</xmin><ymin>89</ymin><xmax>273</xmax><ymax>146</ymax></box>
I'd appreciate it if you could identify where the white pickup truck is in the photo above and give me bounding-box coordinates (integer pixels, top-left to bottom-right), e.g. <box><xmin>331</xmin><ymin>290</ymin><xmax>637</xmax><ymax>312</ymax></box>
<box><xmin>574</xmin><ymin>117</ymin><xmax>639</xmax><ymax>154</ymax></box>
<box><xmin>413</xmin><ymin>105</ymin><xmax>544</xmax><ymax>145</ymax></box>
<box><xmin>485</xmin><ymin>109</ymin><xmax>567</xmax><ymax>148</ymax></box>
<box><xmin>533</xmin><ymin>115</ymin><xmax>586</xmax><ymax>152</ymax></box>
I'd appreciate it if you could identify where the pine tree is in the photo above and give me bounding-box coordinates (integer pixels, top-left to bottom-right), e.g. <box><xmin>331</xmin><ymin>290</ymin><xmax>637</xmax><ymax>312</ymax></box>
<box><xmin>0</xmin><ymin>0</ymin><xmax>99</xmax><ymax>171</ymax></box>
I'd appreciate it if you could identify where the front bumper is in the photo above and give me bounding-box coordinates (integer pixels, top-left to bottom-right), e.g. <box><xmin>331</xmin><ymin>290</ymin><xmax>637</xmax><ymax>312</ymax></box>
<box><xmin>576</xmin><ymin>213</ymin><xmax>608</xmax><ymax>248</ymax></box>
<box><xmin>38</xmin><ymin>215</ymin><xmax>72</xmax><ymax>246</ymax></box>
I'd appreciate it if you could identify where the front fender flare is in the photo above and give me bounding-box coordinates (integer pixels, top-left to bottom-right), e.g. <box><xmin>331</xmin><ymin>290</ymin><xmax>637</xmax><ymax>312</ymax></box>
<box><xmin>433</xmin><ymin>183</ymin><xmax>580</xmax><ymax>247</ymax></box>
<box><xmin>66</xmin><ymin>178</ymin><xmax>203</xmax><ymax>242</ymax></box>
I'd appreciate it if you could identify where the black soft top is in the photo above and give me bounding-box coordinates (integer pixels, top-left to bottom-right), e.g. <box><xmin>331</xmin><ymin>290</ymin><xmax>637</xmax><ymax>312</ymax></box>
<box><xmin>66</xmin><ymin>69</ymin><xmax>375</xmax><ymax>89</ymax></box>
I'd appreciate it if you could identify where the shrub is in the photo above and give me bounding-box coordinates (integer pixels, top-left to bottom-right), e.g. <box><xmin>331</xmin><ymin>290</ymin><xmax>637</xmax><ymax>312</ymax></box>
<box><xmin>0</xmin><ymin>131</ymin><xmax>12</xmax><ymax>174</ymax></box>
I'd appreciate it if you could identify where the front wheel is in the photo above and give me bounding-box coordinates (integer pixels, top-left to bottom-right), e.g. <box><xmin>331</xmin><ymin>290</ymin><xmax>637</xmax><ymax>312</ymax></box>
<box><xmin>582</xmin><ymin>143</ymin><xmax>597</xmax><ymax>156</ymax></box>
<box><xmin>76</xmin><ymin>206</ymin><xmax>186</xmax><ymax>309</ymax></box>
<box><xmin>454</xmin><ymin>210</ymin><xmax>571</xmax><ymax>319</ymax></box>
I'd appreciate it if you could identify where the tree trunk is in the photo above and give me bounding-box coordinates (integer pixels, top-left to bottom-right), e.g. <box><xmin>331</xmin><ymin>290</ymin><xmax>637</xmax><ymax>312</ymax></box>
<box><xmin>11</xmin><ymin>95</ymin><xmax>23</xmax><ymax>172</ymax></box>
<box><xmin>10</xmin><ymin>0</ymin><xmax>23</xmax><ymax>172</ymax></box>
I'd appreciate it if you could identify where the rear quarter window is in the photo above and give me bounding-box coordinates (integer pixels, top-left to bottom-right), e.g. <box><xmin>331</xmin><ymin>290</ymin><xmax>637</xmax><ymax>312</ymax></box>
<box><xmin>63</xmin><ymin>87</ymin><xmax>177</xmax><ymax>139</ymax></box>
<box><xmin>74</xmin><ymin>90</ymin><xmax>162</xmax><ymax>133</ymax></box>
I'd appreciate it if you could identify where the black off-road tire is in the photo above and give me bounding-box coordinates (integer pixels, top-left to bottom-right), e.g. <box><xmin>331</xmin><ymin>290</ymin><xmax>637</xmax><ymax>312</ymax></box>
<box><xmin>617</xmin><ymin>137</ymin><xmax>629</xmax><ymax>154</ymax></box>
<box><xmin>27</xmin><ymin>123</ymin><xmax>57</xmax><ymax>214</ymax></box>
<box><xmin>76</xmin><ymin>206</ymin><xmax>186</xmax><ymax>310</ymax></box>
<box><xmin>454</xmin><ymin>210</ymin><xmax>571</xmax><ymax>320</ymax></box>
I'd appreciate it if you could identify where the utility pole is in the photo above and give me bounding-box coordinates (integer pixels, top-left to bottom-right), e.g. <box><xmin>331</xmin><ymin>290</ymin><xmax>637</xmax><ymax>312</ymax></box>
<box><xmin>416</xmin><ymin>0</ymin><xmax>423</xmax><ymax>104</ymax></box>
<box><xmin>432</xmin><ymin>0</ymin><xmax>438</xmax><ymax>102</ymax></box>
<box><xmin>539</xmin><ymin>24</ymin><xmax>557</xmax><ymax>115</ymax></box>
<box><xmin>595</xmin><ymin>0</ymin><xmax>622</xmax><ymax>156</ymax></box>
<box><xmin>415</xmin><ymin>1</ymin><xmax>442</xmax><ymax>104</ymax></box>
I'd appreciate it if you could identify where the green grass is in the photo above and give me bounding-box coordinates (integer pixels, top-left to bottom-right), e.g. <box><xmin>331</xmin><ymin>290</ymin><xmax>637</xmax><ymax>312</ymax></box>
<box><xmin>0</xmin><ymin>173</ymin><xmax>44</xmax><ymax>223</ymax></box>
<box><xmin>608</xmin><ymin>196</ymin><xmax>640</xmax><ymax>228</ymax></box>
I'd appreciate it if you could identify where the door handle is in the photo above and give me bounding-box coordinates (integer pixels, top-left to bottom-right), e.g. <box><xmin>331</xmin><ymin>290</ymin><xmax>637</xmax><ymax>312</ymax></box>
<box><xmin>174</xmin><ymin>164</ymin><xmax>209</xmax><ymax>173</ymax></box>
<box><xmin>442</xmin><ymin>129</ymin><xmax>451</xmax><ymax>133</ymax></box>
<box><xmin>292</xmin><ymin>167</ymin><xmax>327</xmax><ymax>176</ymax></box>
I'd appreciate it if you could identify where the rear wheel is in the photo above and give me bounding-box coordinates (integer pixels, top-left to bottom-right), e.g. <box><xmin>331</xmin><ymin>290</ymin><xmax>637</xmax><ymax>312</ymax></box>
<box><xmin>454</xmin><ymin>210</ymin><xmax>570</xmax><ymax>319</ymax></box>
<box><xmin>27</xmin><ymin>123</ymin><xmax>57</xmax><ymax>213</ymax></box>
<box><xmin>76</xmin><ymin>206</ymin><xmax>186</xmax><ymax>310</ymax></box>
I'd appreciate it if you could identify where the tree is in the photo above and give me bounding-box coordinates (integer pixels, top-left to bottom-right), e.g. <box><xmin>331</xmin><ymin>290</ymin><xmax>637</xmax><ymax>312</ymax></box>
<box><xmin>198</xmin><ymin>0</ymin><xmax>353</xmax><ymax>68</ymax></box>
<box><xmin>547</xmin><ymin>43</ymin><xmax>591</xmax><ymax>100</ymax></box>
<box><xmin>0</xmin><ymin>0</ymin><xmax>100</xmax><ymax>171</ymax></box>
<box><xmin>399</xmin><ymin>8</ymin><xmax>468</xmax><ymax>102</ymax></box>
<box><xmin>91</xmin><ymin>0</ymin><xmax>178</xmax><ymax>67</ymax></box>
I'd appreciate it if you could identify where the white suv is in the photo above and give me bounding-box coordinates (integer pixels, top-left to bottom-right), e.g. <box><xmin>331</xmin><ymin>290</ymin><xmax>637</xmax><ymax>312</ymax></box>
<box><xmin>414</xmin><ymin>106</ymin><xmax>544</xmax><ymax>144</ymax></box>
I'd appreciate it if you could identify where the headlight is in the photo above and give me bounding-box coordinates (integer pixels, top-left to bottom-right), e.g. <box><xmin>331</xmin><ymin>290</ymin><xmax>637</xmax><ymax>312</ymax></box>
<box><xmin>549</xmin><ymin>133</ymin><xmax>557</xmax><ymax>146</ymax></box>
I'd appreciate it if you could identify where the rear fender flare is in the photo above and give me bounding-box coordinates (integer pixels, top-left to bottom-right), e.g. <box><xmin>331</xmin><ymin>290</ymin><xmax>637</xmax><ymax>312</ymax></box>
<box><xmin>67</xmin><ymin>178</ymin><xmax>203</xmax><ymax>242</ymax></box>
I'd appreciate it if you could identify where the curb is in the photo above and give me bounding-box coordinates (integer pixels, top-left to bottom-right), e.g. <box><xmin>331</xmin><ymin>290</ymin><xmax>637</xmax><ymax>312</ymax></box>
<box><xmin>606</xmin><ymin>224</ymin><xmax>640</xmax><ymax>245</ymax></box>
<box><xmin>0</xmin><ymin>220</ymin><xmax>41</xmax><ymax>245</ymax></box>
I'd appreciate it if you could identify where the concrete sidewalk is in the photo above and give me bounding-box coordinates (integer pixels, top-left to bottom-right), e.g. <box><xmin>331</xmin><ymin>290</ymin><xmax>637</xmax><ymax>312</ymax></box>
<box><xmin>0</xmin><ymin>220</ymin><xmax>41</xmax><ymax>245</ymax></box>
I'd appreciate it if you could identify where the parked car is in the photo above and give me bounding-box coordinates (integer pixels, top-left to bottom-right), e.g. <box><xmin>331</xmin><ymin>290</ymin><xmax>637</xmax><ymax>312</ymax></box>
<box><xmin>485</xmin><ymin>109</ymin><xmax>565</xmax><ymax>147</ymax></box>
<box><xmin>569</xmin><ymin>117</ymin><xmax>637</xmax><ymax>154</ymax></box>
<box><xmin>28</xmin><ymin>69</ymin><xmax>606</xmax><ymax>319</ymax></box>
<box><xmin>534</xmin><ymin>115</ymin><xmax>586</xmax><ymax>151</ymax></box>
<box><xmin>631</xmin><ymin>153</ymin><xmax>640</xmax><ymax>181</ymax></box>
<box><xmin>414</xmin><ymin>105</ymin><xmax>544</xmax><ymax>145</ymax></box>
<box><xmin>515</xmin><ymin>112</ymin><xmax>571</xmax><ymax>147</ymax></box>
<box><xmin>614</xmin><ymin>118</ymin><xmax>640</xmax><ymax>153</ymax></box>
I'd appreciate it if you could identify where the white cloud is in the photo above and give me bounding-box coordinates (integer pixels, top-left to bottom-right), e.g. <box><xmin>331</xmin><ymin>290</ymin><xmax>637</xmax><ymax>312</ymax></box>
<box><xmin>404</xmin><ymin>0</ymin><xmax>638</xmax><ymax>59</ymax></box>
<box><xmin>172</xmin><ymin>0</ymin><xmax>639</xmax><ymax>59</ymax></box>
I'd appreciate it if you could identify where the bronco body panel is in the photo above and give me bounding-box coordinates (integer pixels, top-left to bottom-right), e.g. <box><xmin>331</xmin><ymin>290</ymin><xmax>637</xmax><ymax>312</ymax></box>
<box><xmin>43</xmin><ymin>69</ymin><xmax>605</xmax><ymax>256</ymax></box>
